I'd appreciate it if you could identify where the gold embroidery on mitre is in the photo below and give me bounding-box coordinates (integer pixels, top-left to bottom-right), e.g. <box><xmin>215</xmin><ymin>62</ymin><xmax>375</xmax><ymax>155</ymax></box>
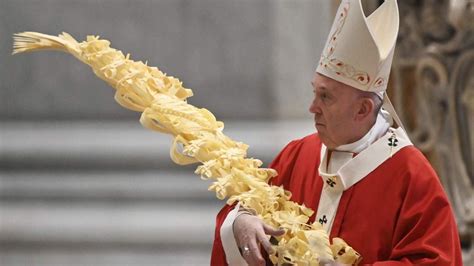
<box><xmin>373</xmin><ymin>76</ymin><xmax>386</xmax><ymax>89</ymax></box>
<box><xmin>319</xmin><ymin>1</ymin><xmax>372</xmax><ymax>87</ymax></box>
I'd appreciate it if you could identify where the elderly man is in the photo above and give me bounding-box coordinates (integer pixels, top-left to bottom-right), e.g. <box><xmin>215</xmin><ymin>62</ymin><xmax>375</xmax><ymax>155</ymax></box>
<box><xmin>211</xmin><ymin>0</ymin><xmax>462</xmax><ymax>265</ymax></box>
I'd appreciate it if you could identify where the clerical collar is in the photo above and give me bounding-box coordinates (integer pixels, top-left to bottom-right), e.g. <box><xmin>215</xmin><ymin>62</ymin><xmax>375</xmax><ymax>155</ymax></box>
<box><xmin>334</xmin><ymin>110</ymin><xmax>391</xmax><ymax>154</ymax></box>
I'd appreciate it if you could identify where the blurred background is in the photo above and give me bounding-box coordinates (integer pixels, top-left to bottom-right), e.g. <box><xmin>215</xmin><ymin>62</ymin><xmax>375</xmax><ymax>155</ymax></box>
<box><xmin>0</xmin><ymin>0</ymin><xmax>472</xmax><ymax>265</ymax></box>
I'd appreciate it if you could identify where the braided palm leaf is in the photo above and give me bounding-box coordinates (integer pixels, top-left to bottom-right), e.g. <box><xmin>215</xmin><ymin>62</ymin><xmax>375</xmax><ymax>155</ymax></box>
<box><xmin>12</xmin><ymin>32</ymin><xmax>361</xmax><ymax>265</ymax></box>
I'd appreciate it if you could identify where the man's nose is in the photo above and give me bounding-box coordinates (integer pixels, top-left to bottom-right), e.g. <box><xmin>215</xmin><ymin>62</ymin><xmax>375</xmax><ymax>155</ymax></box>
<box><xmin>309</xmin><ymin>97</ymin><xmax>321</xmax><ymax>114</ymax></box>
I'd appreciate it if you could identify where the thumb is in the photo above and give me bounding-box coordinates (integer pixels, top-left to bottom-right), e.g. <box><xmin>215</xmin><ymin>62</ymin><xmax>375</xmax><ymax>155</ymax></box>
<box><xmin>262</xmin><ymin>223</ymin><xmax>285</xmax><ymax>236</ymax></box>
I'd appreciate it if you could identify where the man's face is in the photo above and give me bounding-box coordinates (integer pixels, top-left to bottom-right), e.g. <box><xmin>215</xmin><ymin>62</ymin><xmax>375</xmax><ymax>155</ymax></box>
<box><xmin>309</xmin><ymin>73</ymin><xmax>361</xmax><ymax>149</ymax></box>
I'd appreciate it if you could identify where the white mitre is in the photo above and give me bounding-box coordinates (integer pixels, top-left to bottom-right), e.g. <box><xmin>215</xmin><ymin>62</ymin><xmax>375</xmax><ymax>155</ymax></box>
<box><xmin>316</xmin><ymin>0</ymin><xmax>405</xmax><ymax>129</ymax></box>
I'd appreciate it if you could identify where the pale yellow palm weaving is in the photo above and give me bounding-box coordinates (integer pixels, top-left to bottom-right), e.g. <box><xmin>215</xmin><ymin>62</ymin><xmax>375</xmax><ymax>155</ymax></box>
<box><xmin>12</xmin><ymin>32</ymin><xmax>361</xmax><ymax>265</ymax></box>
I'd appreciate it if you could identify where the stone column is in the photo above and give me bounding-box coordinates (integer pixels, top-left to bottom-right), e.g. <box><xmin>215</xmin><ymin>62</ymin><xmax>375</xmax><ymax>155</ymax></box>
<box><xmin>393</xmin><ymin>0</ymin><xmax>474</xmax><ymax>263</ymax></box>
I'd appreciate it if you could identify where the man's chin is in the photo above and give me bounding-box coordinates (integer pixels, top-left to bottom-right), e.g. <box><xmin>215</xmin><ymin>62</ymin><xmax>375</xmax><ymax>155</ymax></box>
<box><xmin>315</xmin><ymin>123</ymin><xmax>325</xmax><ymax>132</ymax></box>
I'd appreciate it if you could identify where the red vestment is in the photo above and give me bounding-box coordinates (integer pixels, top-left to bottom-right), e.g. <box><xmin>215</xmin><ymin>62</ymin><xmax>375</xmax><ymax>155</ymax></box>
<box><xmin>211</xmin><ymin>134</ymin><xmax>462</xmax><ymax>265</ymax></box>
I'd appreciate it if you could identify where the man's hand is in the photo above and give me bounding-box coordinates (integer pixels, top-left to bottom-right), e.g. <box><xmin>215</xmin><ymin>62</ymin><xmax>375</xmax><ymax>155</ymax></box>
<box><xmin>233</xmin><ymin>213</ymin><xmax>285</xmax><ymax>266</ymax></box>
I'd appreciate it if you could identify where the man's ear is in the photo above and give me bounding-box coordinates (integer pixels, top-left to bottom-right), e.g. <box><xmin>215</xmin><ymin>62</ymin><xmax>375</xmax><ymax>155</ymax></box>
<box><xmin>355</xmin><ymin>98</ymin><xmax>375</xmax><ymax>121</ymax></box>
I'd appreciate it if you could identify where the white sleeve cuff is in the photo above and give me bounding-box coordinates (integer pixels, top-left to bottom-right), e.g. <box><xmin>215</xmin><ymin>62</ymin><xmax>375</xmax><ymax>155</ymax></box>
<box><xmin>220</xmin><ymin>203</ymin><xmax>248</xmax><ymax>266</ymax></box>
